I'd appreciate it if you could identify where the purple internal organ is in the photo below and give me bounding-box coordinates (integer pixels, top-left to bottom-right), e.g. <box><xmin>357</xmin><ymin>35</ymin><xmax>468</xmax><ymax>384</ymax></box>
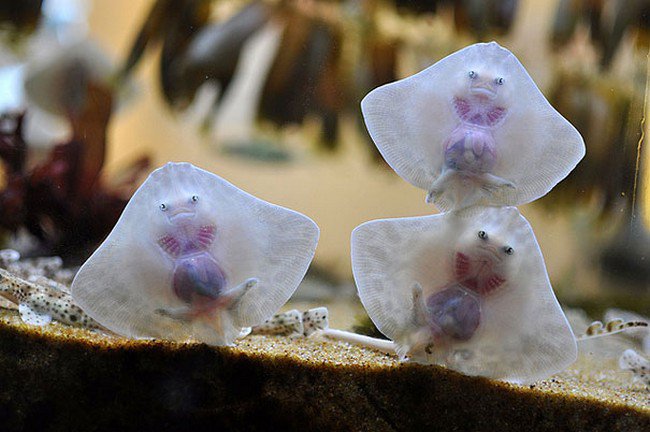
<box><xmin>443</xmin><ymin>97</ymin><xmax>505</xmax><ymax>175</ymax></box>
<box><xmin>173</xmin><ymin>251</ymin><xmax>226</xmax><ymax>305</ymax></box>
<box><xmin>158</xmin><ymin>223</ymin><xmax>230</xmax><ymax>316</ymax></box>
<box><xmin>426</xmin><ymin>285</ymin><xmax>480</xmax><ymax>341</ymax></box>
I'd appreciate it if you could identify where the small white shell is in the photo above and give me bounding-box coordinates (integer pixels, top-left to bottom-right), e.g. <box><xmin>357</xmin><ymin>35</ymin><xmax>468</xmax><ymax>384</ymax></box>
<box><xmin>361</xmin><ymin>42</ymin><xmax>585</xmax><ymax>211</ymax></box>
<box><xmin>19</xmin><ymin>303</ymin><xmax>52</xmax><ymax>326</ymax></box>
<box><xmin>619</xmin><ymin>349</ymin><xmax>649</xmax><ymax>387</ymax></box>
<box><xmin>302</xmin><ymin>307</ymin><xmax>329</xmax><ymax>336</ymax></box>
<box><xmin>351</xmin><ymin>207</ymin><xmax>577</xmax><ymax>383</ymax></box>
<box><xmin>250</xmin><ymin>309</ymin><xmax>304</xmax><ymax>337</ymax></box>
<box><xmin>71</xmin><ymin>162</ymin><xmax>319</xmax><ymax>345</ymax></box>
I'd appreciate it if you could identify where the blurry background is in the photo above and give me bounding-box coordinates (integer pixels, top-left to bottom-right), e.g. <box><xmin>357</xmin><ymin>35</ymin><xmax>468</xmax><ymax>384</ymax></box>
<box><xmin>0</xmin><ymin>0</ymin><xmax>648</xmax><ymax>315</ymax></box>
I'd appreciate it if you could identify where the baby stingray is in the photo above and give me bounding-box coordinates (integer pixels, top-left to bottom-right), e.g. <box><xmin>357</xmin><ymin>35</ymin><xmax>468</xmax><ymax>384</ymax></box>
<box><xmin>361</xmin><ymin>42</ymin><xmax>585</xmax><ymax>211</ymax></box>
<box><xmin>351</xmin><ymin>207</ymin><xmax>576</xmax><ymax>384</ymax></box>
<box><xmin>71</xmin><ymin>162</ymin><xmax>319</xmax><ymax>346</ymax></box>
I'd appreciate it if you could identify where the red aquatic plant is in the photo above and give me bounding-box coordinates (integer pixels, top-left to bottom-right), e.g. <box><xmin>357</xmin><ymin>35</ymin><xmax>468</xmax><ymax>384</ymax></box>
<box><xmin>0</xmin><ymin>84</ymin><xmax>150</xmax><ymax>260</ymax></box>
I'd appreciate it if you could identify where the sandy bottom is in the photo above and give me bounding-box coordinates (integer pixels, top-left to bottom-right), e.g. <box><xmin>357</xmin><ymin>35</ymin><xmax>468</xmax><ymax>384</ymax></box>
<box><xmin>1</xmin><ymin>304</ymin><xmax>647</xmax><ymax>414</ymax></box>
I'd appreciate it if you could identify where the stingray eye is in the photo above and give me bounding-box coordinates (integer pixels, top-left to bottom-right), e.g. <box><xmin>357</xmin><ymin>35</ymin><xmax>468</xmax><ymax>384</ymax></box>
<box><xmin>504</xmin><ymin>246</ymin><xmax>514</xmax><ymax>255</ymax></box>
<box><xmin>191</xmin><ymin>195</ymin><xmax>199</xmax><ymax>203</ymax></box>
<box><xmin>478</xmin><ymin>230</ymin><xmax>488</xmax><ymax>240</ymax></box>
<box><xmin>159</xmin><ymin>203</ymin><xmax>168</xmax><ymax>211</ymax></box>
<box><xmin>495</xmin><ymin>77</ymin><xmax>504</xmax><ymax>85</ymax></box>
<box><xmin>468</xmin><ymin>71</ymin><xmax>477</xmax><ymax>79</ymax></box>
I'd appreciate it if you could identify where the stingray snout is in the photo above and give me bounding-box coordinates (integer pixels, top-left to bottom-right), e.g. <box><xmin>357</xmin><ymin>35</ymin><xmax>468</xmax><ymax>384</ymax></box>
<box><xmin>470</xmin><ymin>80</ymin><xmax>498</xmax><ymax>99</ymax></box>
<box><xmin>168</xmin><ymin>205</ymin><xmax>196</xmax><ymax>222</ymax></box>
<box><xmin>477</xmin><ymin>244</ymin><xmax>502</xmax><ymax>262</ymax></box>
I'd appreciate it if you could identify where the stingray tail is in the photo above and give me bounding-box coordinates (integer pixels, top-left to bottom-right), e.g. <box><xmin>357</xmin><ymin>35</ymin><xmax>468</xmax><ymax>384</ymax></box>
<box><xmin>193</xmin><ymin>308</ymin><xmax>242</xmax><ymax>346</ymax></box>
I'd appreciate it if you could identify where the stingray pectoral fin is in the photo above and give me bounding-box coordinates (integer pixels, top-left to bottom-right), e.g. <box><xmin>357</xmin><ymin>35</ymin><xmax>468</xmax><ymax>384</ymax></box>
<box><xmin>19</xmin><ymin>303</ymin><xmax>53</xmax><ymax>326</ymax></box>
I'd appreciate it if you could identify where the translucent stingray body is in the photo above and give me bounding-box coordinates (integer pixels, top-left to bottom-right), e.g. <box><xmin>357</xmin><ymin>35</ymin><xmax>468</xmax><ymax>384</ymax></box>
<box><xmin>429</xmin><ymin>93</ymin><xmax>513</xmax><ymax>206</ymax></box>
<box><xmin>351</xmin><ymin>207</ymin><xmax>577</xmax><ymax>384</ymax></box>
<box><xmin>71</xmin><ymin>162</ymin><xmax>319</xmax><ymax>345</ymax></box>
<box><xmin>361</xmin><ymin>42</ymin><xmax>585</xmax><ymax>211</ymax></box>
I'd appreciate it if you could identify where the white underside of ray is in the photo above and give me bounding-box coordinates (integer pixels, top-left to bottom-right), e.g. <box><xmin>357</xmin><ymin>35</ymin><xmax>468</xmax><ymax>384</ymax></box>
<box><xmin>71</xmin><ymin>162</ymin><xmax>319</xmax><ymax>345</ymax></box>
<box><xmin>351</xmin><ymin>207</ymin><xmax>577</xmax><ymax>383</ymax></box>
<box><xmin>361</xmin><ymin>42</ymin><xmax>585</xmax><ymax>211</ymax></box>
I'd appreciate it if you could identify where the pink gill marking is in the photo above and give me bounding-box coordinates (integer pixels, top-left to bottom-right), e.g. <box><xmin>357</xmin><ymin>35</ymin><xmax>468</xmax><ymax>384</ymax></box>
<box><xmin>479</xmin><ymin>274</ymin><xmax>506</xmax><ymax>295</ymax></box>
<box><xmin>453</xmin><ymin>251</ymin><xmax>506</xmax><ymax>295</ymax></box>
<box><xmin>453</xmin><ymin>97</ymin><xmax>506</xmax><ymax>127</ymax></box>
<box><xmin>486</xmin><ymin>107</ymin><xmax>506</xmax><ymax>125</ymax></box>
<box><xmin>158</xmin><ymin>235</ymin><xmax>181</xmax><ymax>258</ymax></box>
<box><xmin>453</xmin><ymin>97</ymin><xmax>471</xmax><ymax>118</ymax></box>
<box><xmin>197</xmin><ymin>225</ymin><xmax>216</xmax><ymax>248</ymax></box>
<box><xmin>454</xmin><ymin>252</ymin><xmax>471</xmax><ymax>280</ymax></box>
